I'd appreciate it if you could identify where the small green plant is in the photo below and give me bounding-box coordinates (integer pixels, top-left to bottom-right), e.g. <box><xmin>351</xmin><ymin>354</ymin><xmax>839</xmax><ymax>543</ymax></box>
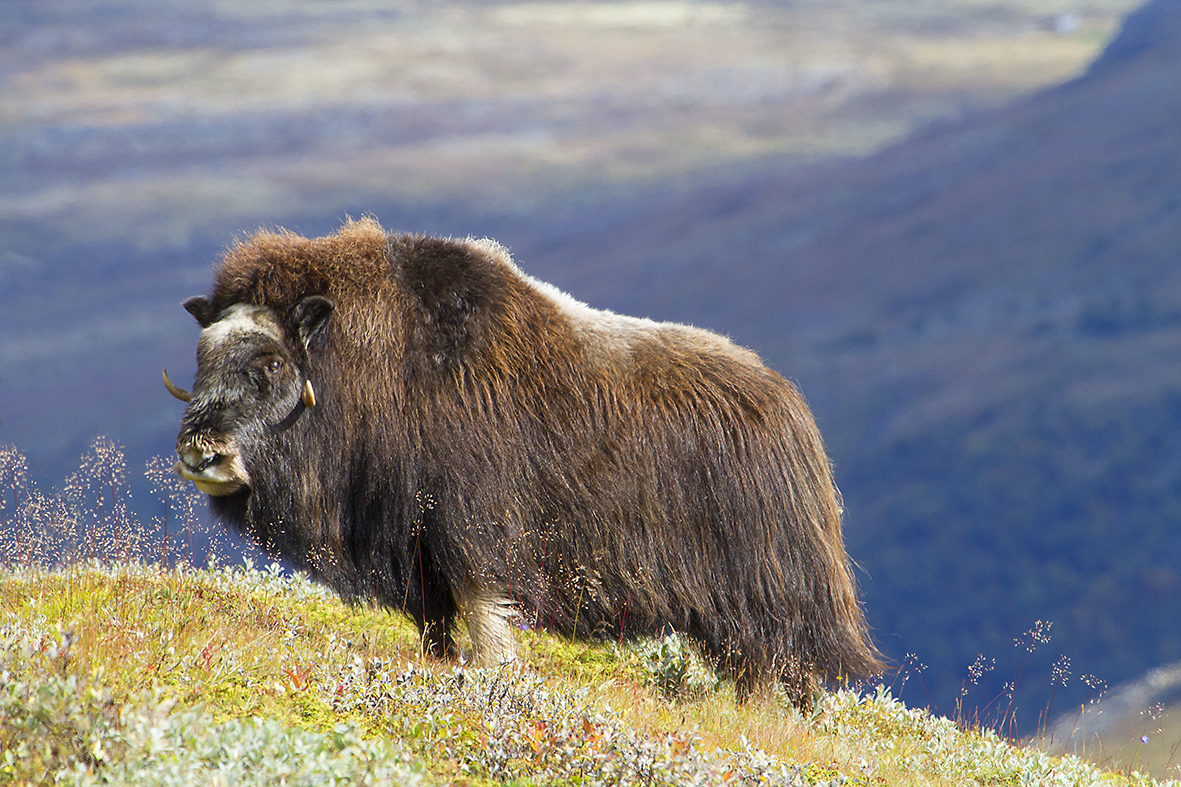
<box><xmin>629</xmin><ymin>630</ymin><xmax>721</xmax><ymax>701</ymax></box>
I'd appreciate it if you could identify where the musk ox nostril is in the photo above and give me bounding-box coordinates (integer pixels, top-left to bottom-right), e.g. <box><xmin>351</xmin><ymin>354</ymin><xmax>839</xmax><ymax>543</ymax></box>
<box><xmin>179</xmin><ymin>446</ymin><xmax>214</xmax><ymax>472</ymax></box>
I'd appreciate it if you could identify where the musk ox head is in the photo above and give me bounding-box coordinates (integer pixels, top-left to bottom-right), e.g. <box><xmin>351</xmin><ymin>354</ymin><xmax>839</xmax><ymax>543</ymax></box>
<box><xmin>169</xmin><ymin>295</ymin><xmax>333</xmax><ymax>497</ymax></box>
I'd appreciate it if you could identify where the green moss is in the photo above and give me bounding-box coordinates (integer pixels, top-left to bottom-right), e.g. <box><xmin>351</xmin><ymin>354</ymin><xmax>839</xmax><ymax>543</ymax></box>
<box><xmin>519</xmin><ymin>628</ymin><xmax>641</xmax><ymax>683</ymax></box>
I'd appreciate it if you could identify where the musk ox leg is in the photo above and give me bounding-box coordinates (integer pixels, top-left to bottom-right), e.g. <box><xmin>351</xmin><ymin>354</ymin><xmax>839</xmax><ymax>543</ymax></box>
<box><xmin>457</xmin><ymin>586</ymin><xmax>518</xmax><ymax>667</ymax></box>
<box><xmin>728</xmin><ymin>646</ymin><xmax>819</xmax><ymax>710</ymax></box>
<box><xmin>735</xmin><ymin>667</ymin><xmax>771</xmax><ymax>705</ymax></box>
<box><xmin>418</xmin><ymin>610</ymin><xmax>455</xmax><ymax>660</ymax></box>
<box><xmin>736</xmin><ymin>669</ymin><xmax>819</xmax><ymax>709</ymax></box>
<box><xmin>405</xmin><ymin>539</ymin><xmax>459</xmax><ymax>659</ymax></box>
<box><xmin>777</xmin><ymin>664</ymin><xmax>820</xmax><ymax>712</ymax></box>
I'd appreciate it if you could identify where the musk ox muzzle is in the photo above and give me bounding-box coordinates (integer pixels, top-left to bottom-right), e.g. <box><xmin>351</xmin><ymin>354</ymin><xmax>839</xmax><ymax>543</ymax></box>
<box><xmin>174</xmin><ymin>436</ymin><xmax>252</xmax><ymax>497</ymax></box>
<box><xmin>165</xmin><ymin>218</ymin><xmax>883</xmax><ymax>706</ymax></box>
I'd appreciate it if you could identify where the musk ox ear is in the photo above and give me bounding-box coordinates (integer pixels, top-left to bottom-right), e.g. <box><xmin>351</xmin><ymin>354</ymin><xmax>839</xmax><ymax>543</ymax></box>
<box><xmin>292</xmin><ymin>295</ymin><xmax>334</xmax><ymax>351</ymax></box>
<box><xmin>183</xmin><ymin>297</ymin><xmax>217</xmax><ymax>328</ymax></box>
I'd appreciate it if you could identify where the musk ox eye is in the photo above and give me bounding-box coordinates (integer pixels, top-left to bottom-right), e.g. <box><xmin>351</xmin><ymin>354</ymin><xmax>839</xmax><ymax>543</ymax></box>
<box><xmin>267</xmin><ymin>358</ymin><xmax>283</xmax><ymax>374</ymax></box>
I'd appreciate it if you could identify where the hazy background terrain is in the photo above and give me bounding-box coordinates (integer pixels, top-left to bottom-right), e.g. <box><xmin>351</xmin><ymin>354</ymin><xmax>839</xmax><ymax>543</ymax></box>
<box><xmin>4</xmin><ymin>0</ymin><xmax>1181</xmax><ymax>772</ymax></box>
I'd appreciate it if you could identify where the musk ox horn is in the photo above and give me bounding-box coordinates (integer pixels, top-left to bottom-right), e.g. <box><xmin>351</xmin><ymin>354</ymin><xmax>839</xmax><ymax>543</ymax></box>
<box><xmin>268</xmin><ymin>379</ymin><xmax>315</xmax><ymax>433</ymax></box>
<box><xmin>163</xmin><ymin>369</ymin><xmax>192</xmax><ymax>402</ymax></box>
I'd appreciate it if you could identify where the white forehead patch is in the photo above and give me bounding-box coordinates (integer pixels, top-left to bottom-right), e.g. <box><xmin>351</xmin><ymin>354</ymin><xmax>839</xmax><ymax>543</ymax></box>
<box><xmin>200</xmin><ymin>304</ymin><xmax>284</xmax><ymax>349</ymax></box>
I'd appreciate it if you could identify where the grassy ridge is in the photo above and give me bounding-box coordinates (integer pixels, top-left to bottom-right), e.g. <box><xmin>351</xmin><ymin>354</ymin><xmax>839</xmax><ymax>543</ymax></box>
<box><xmin>2</xmin><ymin>561</ymin><xmax>1173</xmax><ymax>786</ymax></box>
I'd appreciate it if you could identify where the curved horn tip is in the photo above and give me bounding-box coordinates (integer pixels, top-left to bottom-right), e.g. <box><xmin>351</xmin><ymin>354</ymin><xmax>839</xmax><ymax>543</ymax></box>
<box><xmin>163</xmin><ymin>369</ymin><xmax>192</xmax><ymax>403</ymax></box>
<box><xmin>302</xmin><ymin>379</ymin><xmax>316</xmax><ymax>408</ymax></box>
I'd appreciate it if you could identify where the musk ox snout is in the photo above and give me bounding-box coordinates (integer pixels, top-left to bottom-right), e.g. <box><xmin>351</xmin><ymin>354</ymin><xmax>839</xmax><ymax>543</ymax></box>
<box><xmin>175</xmin><ymin>406</ymin><xmax>253</xmax><ymax>497</ymax></box>
<box><xmin>174</xmin><ymin>439</ymin><xmax>251</xmax><ymax>497</ymax></box>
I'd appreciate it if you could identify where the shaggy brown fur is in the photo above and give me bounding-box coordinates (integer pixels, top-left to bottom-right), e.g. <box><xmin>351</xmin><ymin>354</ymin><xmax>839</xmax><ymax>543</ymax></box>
<box><xmin>173</xmin><ymin>217</ymin><xmax>882</xmax><ymax>706</ymax></box>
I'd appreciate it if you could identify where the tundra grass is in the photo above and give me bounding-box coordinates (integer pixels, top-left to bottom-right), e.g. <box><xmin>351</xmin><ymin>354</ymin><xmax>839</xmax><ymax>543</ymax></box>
<box><xmin>2</xmin><ymin>561</ymin><xmax>1177</xmax><ymax>787</ymax></box>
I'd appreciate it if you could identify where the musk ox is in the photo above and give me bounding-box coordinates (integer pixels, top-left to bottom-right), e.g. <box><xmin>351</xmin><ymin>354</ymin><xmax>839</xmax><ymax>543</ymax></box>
<box><xmin>167</xmin><ymin>217</ymin><xmax>881</xmax><ymax>705</ymax></box>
